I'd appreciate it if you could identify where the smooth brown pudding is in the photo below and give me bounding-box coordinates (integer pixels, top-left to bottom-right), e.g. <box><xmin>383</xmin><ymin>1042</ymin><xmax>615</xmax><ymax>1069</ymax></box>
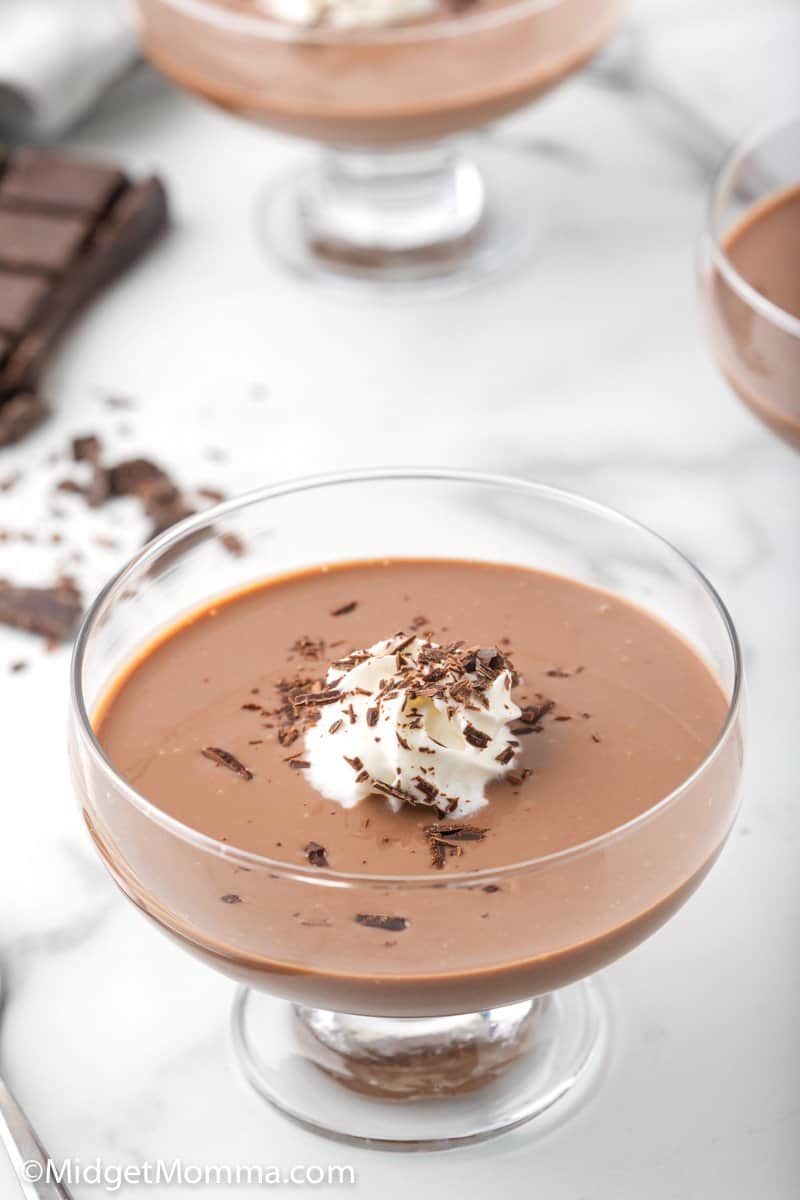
<box><xmin>706</xmin><ymin>185</ymin><xmax>800</xmax><ymax>449</ymax></box>
<box><xmin>89</xmin><ymin>559</ymin><xmax>738</xmax><ymax>1016</ymax></box>
<box><xmin>134</xmin><ymin>0</ymin><xmax>623</xmax><ymax>145</ymax></box>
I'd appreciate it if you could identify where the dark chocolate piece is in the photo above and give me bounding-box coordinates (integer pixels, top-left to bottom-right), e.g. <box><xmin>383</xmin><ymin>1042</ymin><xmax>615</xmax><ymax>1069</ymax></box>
<box><xmin>107</xmin><ymin>458</ymin><xmax>169</xmax><ymax>496</ymax></box>
<box><xmin>0</xmin><ymin>578</ymin><xmax>82</xmax><ymax>640</ymax></box>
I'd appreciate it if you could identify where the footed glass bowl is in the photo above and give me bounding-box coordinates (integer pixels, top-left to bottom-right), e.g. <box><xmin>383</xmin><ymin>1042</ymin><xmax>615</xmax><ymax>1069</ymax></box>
<box><xmin>70</xmin><ymin>469</ymin><xmax>744</xmax><ymax>1148</ymax></box>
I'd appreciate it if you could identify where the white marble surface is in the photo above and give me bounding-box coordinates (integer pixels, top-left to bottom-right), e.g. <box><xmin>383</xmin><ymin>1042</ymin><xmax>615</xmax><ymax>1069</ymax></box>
<box><xmin>1</xmin><ymin>0</ymin><xmax>799</xmax><ymax>1196</ymax></box>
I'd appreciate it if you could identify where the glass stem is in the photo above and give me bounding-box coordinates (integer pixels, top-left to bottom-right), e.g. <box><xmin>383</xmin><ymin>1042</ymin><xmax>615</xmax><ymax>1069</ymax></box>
<box><xmin>293</xmin><ymin>998</ymin><xmax>539</xmax><ymax>1099</ymax></box>
<box><xmin>298</xmin><ymin>142</ymin><xmax>486</xmax><ymax>267</ymax></box>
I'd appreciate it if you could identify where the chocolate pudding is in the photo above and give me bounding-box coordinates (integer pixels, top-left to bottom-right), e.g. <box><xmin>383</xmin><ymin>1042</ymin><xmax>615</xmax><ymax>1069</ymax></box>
<box><xmin>134</xmin><ymin>0</ymin><xmax>623</xmax><ymax>145</ymax></box>
<box><xmin>87</xmin><ymin>558</ymin><xmax>739</xmax><ymax>1017</ymax></box>
<box><xmin>706</xmin><ymin>185</ymin><xmax>800</xmax><ymax>449</ymax></box>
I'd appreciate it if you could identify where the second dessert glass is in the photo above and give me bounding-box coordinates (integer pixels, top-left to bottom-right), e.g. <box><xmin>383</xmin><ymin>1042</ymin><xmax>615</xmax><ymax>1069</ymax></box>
<box><xmin>698</xmin><ymin>115</ymin><xmax>800</xmax><ymax>450</ymax></box>
<box><xmin>133</xmin><ymin>0</ymin><xmax>623</xmax><ymax>292</ymax></box>
<box><xmin>69</xmin><ymin>470</ymin><xmax>744</xmax><ymax>1149</ymax></box>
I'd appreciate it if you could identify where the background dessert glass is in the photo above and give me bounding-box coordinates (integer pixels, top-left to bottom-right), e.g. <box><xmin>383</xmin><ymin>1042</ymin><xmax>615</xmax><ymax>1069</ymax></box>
<box><xmin>132</xmin><ymin>0</ymin><xmax>623</xmax><ymax>291</ymax></box>
<box><xmin>69</xmin><ymin>470</ymin><xmax>744</xmax><ymax>1149</ymax></box>
<box><xmin>698</xmin><ymin>115</ymin><xmax>800</xmax><ymax>450</ymax></box>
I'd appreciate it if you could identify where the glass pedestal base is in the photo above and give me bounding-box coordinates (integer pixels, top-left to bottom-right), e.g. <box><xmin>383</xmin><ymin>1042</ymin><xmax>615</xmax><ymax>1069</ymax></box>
<box><xmin>230</xmin><ymin>981</ymin><xmax>606</xmax><ymax>1150</ymax></box>
<box><xmin>256</xmin><ymin>142</ymin><xmax>545</xmax><ymax>298</ymax></box>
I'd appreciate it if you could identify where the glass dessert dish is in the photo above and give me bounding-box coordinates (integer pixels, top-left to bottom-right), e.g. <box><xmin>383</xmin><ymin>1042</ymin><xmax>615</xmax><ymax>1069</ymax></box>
<box><xmin>133</xmin><ymin>0</ymin><xmax>624</xmax><ymax>292</ymax></box>
<box><xmin>698</xmin><ymin>115</ymin><xmax>800</xmax><ymax>450</ymax></box>
<box><xmin>69</xmin><ymin>470</ymin><xmax>744</xmax><ymax>1149</ymax></box>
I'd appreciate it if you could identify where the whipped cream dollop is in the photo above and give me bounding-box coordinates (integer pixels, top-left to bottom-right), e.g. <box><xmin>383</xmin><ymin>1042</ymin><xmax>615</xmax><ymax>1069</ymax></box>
<box><xmin>259</xmin><ymin>0</ymin><xmax>436</xmax><ymax>30</ymax></box>
<box><xmin>303</xmin><ymin>634</ymin><xmax>522</xmax><ymax>819</ymax></box>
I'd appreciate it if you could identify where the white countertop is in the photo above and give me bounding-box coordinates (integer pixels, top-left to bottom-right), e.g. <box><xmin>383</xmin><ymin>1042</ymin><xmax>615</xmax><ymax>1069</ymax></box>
<box><xmin>1</xmin><ymin>1</ymin><xmax>799</xmax><ymax>1196</ymax></box>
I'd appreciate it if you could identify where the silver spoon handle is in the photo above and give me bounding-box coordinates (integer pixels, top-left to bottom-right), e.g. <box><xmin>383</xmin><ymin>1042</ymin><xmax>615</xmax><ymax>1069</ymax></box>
<box><xmin>0</xmin><ymin>1077</ymin><xmax>73</xmax><ymax>1200</ymax></box>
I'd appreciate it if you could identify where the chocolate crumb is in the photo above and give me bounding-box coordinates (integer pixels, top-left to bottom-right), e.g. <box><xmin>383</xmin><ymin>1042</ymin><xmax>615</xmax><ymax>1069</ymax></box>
<box><xmin>0</xmin><ymin>578</ymin><xmax>82</xmax><ymax>641</ymax></box>
<box><xmin>355</xmin><ymin>914</ymin><xmax>408</xmax><ymax>932</ymax></box>
<box><xmin>220</xmin><ymin>894</ymin><xmax>242</xmax><ymax>904</ymax></box>
<box><xmin>201</xmin><ymin>746</ymin><xmax>253</xmax><ymax>780</ymax></box>
<box><xmin>220</xmin><ymin>531</ymin><xmax>246</xmax><ymax>558</ymax></box>
<box><xmin>482</xmin><ymin>884</ymin><xmax>500</xmax><ymax>894</ymax></box>
<box><xmin>71</xmin><ymin>433</ymin><xmax>103</xmax><ymax>463</ymax></box>
<box><xmin>591</xmin><ymin>733</ymin><xmax>602</xmax><ymax>743</ymax></box>
<box><xmin>9</xmin><ymin>660</ymin><xmax>28</xmax><ymax>673</ymax></box>
<box><xmin>305</xmin><ymin>841</ymin><xmax>329</xmax><ymax>868</ymax></box>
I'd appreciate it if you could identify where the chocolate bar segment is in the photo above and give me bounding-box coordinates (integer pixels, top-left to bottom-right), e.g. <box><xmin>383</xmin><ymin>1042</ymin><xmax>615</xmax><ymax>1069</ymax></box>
<box><xmin>0</xmin><ymin>150</ymin><xmax>125</xmax><ymax>217</ymax></box>
<box><xmin>0</xmin><ymin>210</ymin><xmax>89</xmax><ymax>275</ymax></box>
<box><xmin>0</xmin><ymin>270</ymin><xmax>50</xmax><ymax>337</ymax></box>
<box><xmin>0</xmin><ymin>146</ymin><xmax>168</xmax><ymax>429</ymax></box>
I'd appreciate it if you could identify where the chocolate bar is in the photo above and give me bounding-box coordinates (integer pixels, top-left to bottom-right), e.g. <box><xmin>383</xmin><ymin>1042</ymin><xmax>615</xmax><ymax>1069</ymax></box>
<box><xmin>0</xmin><ymin>148</ymin><xmax>168</xmax><ymax>445</ymax></box>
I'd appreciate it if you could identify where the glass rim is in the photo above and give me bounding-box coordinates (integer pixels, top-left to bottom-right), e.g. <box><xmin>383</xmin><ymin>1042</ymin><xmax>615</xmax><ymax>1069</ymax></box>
<box><xmin>150</xmin><ymin>0</ymin><xmax>578</xmax><ymax>44</ymax></box>
<box><xmin>70</xmin><ymin>467</ymin><xmax>744</xmax><ymax>890</ymax></box>
<box><xmin>704</xmin><ymin>112</ymin><xmax>800</xmax><ymax>341</ymax></box>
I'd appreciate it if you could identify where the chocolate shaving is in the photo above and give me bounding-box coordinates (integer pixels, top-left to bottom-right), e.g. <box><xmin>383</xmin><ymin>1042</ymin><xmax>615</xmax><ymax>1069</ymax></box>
<box><xmin>292</xmin><ymin>689</ymin><xmax>341</xmax><ymax>708</ymax></box>
<box><xmin>372</xmin><ymin>778</ymin><xmax>415</xmax><ymax>806</ymax></box>
<box><xmin>518</xmin><ymin>700</ymin><xmax>554</xmax><ymax>727</ymax></box>
<box><xmin>424</xmin><ymin>823</ymin><xmax>487</xmax><ymax>869</ymax></box>
<box><xmin>331</xmin><ymin>601</ymin><xmax>357</xmax><ymax>616</ymax></box>
<box><xmin>354</xmin><ymin>914</ymin><xmax>408</xmax><ymax>932</ymax></box>
<box><xmin>464</xmin><ymin>722</ymin><xmax>491</xmax><ymax>749</ymax></box>
<box><xmin>494</xmin><ymin>743</ymin><xmax>516</xmax><ymax>766</ymax></box>
<box><xmin>366</xmin><ymin>706</ymin><xmax>379</xmax><ymax>727</ymax></box>
<box><xmin>305</xmin><ymin>841</ymin><xmax>329</xmax><ymax>868</ymax></box>
<box><xmin>201</xmin><ymin>746</ymin><xmax>253</xmax><ymax>780</ymax></box>
<box><xmin>426</xmin><ymin>823</ymin><xmax>487</xmax><ymax>843</ymax></box>
<box><xmin>288</xmin><ymin>758</ymin><xmax>311</xmax><ymax>770</ymax></box>
<box><xmin>344</xmin><ymin>755</ymin><xmax>364</xmax><ymax>772</ymax></box>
